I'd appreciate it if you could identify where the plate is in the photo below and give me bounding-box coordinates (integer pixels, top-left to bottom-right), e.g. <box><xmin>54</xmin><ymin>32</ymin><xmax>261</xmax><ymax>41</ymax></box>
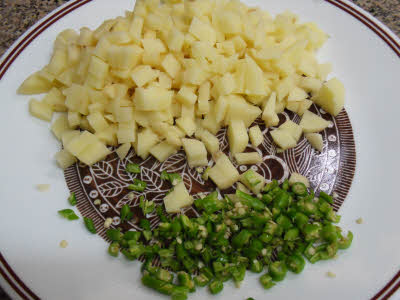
<box><xmin>0</xmin><ymin>0</ymin><xmax>399</xmax><ymax>299</ymax></box>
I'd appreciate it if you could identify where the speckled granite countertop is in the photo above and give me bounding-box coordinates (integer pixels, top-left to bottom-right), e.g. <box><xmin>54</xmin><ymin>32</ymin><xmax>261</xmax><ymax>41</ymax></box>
<box><xmin>0</xmin><ymin>0</ymin><xmax>399</xmax><ymax>299</ymax></box>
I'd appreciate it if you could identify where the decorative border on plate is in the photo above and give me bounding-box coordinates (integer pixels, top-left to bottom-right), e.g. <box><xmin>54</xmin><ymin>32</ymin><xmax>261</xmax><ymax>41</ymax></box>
<box><xmin>0</xmin><ymin>0</ymin><xmax>398</xmax><ymax>299</ymax></box>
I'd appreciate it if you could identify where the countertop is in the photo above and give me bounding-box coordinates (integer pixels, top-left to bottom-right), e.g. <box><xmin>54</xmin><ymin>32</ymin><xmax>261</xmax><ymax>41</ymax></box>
<box><xmin>0</xmin><ymin>0</ymin><xmax>399</xmax><ymax>299</ymax></box>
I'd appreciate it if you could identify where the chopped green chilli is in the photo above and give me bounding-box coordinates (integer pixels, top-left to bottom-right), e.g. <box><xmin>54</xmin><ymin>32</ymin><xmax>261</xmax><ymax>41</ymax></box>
<box><xmin>128</xmin><ymin>179</ymin><xmax>147</xmax><ymax>192</ymax></box>
<box><xmin>68</xmin><ymin>192</ymin><xmax>77</xmax><ymax>206</ymax></box>
<box><xmin>58</xmin><ymin>209</ymin><xmax>79</xmax><ymax>220</ymax></box>
<box><xmin>121</xmin><ymin>204</ymin><xmax>133</xmax><ymax>222</ymax></box>
<box><xmin>83</xmin><ymin>217</ymin><xmax>96</xmax><ymax>234</ymax></box>
<box><xmin>126</xmin><ymin>163</ymin><xmax>141</xmax><ymax>174</ymax></box>
<box><xmin>100</xmin><ymin>178</ymin><xmax>352</xmax><ymax>300</ymax></box>
<box><xmin>161</xmin><ymin>171</ymin><xmax>182</xmax><ymax>185</ymax></box>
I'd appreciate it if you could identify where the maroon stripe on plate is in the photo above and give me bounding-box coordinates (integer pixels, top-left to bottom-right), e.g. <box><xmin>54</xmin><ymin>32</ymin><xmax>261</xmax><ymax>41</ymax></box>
<box><xmin>0</xmin><ymin>0</ymin><xmax>93</xmax><ymax>80</ymax></box>
<box><xmin>0</xmin><ymin>0</ymin><xmax>399</xmax><ymax>299</ymax></box>
<box><xmin>326</xmin><ymin>0</ymin><xmax>400</xmax><ymax>57</ymax></box>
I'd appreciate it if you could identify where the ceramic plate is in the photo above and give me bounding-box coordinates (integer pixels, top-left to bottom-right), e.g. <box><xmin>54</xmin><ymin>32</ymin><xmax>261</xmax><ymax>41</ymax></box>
<box><xmin>0</xmin><ymin>0</ymin><xmax>399</xmax><ymax>299</ymax></box>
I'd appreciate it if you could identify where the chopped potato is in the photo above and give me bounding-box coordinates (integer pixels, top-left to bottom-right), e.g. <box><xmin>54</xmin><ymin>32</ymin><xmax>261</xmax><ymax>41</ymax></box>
<box><xmin>289</xmin><ymin>172</ymin><xmax>310</xmax><ymax>188</ymax></box>
<box><xmin>164</xmin><ymin>181</ymin><xmax>193</xmax><ymax>213</ymax></box>
<box><xmin>208</xmin><ymin>153</ymin><xmax>239</xmax><ymax>190</ymax></box>
<box><xmin>279</xmin><ymin>120</ymin><xmax>302</xmax><ymax>142</ymax></box>
<box><xmin>306</xmin><ymin>133</ymin><xmax>324</xmax><ymax>151</ymax></box>
<box><xmin>116</xmin><ymin>143</ymin><xmax>131</xmax><ymax>160</ymax></box>
<box><xmin>55</xmin><ymin>149</ymin><xmax>77</xmax><ymax>169</ymax></box>
<box><xmin>18</xmin><ymin>0</ymin><xmax>345</xmax><ymax>169</ymax></box>
<box><xmin>234</xmin><ymin>152</ymin><xmax>262</xmax><ymax>165</ymax></box>
<box><xmin>182</xmin><ymin>138</ymin><xmax>208</xmax><ymax>168</ymax></box>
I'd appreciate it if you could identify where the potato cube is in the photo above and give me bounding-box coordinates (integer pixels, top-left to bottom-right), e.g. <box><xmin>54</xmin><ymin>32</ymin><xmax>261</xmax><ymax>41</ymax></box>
<box><xmin>305</xmin><ymin>133</ymin><xmax>324</xmax><ymax>151</ymax></box>
<box><xmin>183</xmin><ymin>65</ymin><xmax>208</xmax><ymax>86</ymax></box>
<box><xmin>317</xmin><ymin>63</ymin><xmax>332</xmax><ymax>81</ymax></box>
<box><xmin>176</xmin><ymin>86</ymin><xmax>197</xmax><ymax>106</ymax></box>
<box><xmin>64</xmin><ymin>131</ymin><xmax>97</xmax><ymax>157</ymax></box>
<box><xmin>61</xmin><ymin>130</ymin><xmax>80</xmax><ymax>147</ymax></box>
<box><xmin>55</xmin><ymin>150</ymin><xmax>77</xmax><ymax>169</ymax></box>
<box><xmin>42</xmin><ymin>88</ymin><xmax>66</xmax><ymax>112</ymax></box>
<box><xmin>116</xmin><ymin>143</ymin><xmax>131</xmax><ymax>160</ymax></box>
<box><xmin>158</xmin><ymin>72</ymin><xmax>172</xmax><ymax>89</ymax></box>
<box><xmin>299</xmin><ymin>77</ymin><xmax>323</xmax><ymax>93</ymax></box>
<box><xmin>134</xmin><ymin>87</ymin><xmax>173</xmax><ymax>111</ymax></box>
<box><xmin>78</xmin><ymin>140</ymin><xmax>111</xmax><ymax>166</ymax></box>
<box><xmin>161</xmin><ymin>54</ymin><xmax>181</xmax><ymax>78</ymax></box>
<box><xmin>129</xmin><ymin>16</ymin><xmax>144</xmax><ymax>43</ymax></box>
<box><xmin>235</xmin><ymin>152</ymin><xmax>262</xmax><ymax>165</ymax></box>
<box><xmin>64</xmin><ymin>84</ymin><xmax>90</xmax><ymax>115</ymax></box>
<box><xmin>51</xmin><ymin>115</ymin><xmax>70</xmax><ymax>140</ymax></box>
<box><xmin>270</xmin><ymin>129</ymin><xmax>297</xmax><ymax>150</ymax></box>
<box><xmin>78</xmin><ymin>27</ymin><xmax>95</xmax><ymax>46</ymax></box>
<box><xmin>17</xmin><ymin>72</ymin><xmax>53</xmax><ymax>95</ymax></box>
<box><xmin>228</xmin><ymin>120</ymin><xmax>248</xmax><ymax>154</ymax></box>
<box><xmin>29</xmin><ymin>99</ymin><xmax>53</xmax><ymax>122</ymax></box>
<box><xmin>279</xmin><ymin>120</ymin><xmax>302</xmax><ymax>142</ymax></box>
<box><xmin>86</xmin><ymin>56</ymin><xmax>109</xmax><ymax>89</ymax></box>
<box><xmin>215</xmin><ymin>11</ymin><xmax>242</xmax><ymax>35</ymax></box>
<box><xmin>176</xmin><ymin>117</ymin><xmax>196</xmax><ymax>137</ymax></box>
<box><xmin>67</xmin><ymin>111</ymin><xmax>81</xmax><ymax>128</ymax></box>
<box><xmin>195</xmin><ymin>128</ymin><xmax>219</xmax><ymax>155</ymax></box>
<box><xmin>287</xmin><ymin>87</ymin><xmax>308</xmax><ymax>102</ymax></box>
<box><xmin>87</xmin><ymin>112</ymin><xmax>109</xmax><ymax>133</ymax></box>
<box><xmin>240</xmin><ymin>169</ymin><xmax>265</xmax><ymax>194</ymax></box>
<box><xmin>197</xmin><ymin>81</ymin><xmax>210</xmax><ymax>115</ymax></box>
<box><xmin>136</xmin><ymin>128</ymin><xmax>159</xmax><ymax>159</ymax></box>
<box><xmin>249</xmin><ymin>125</ymin><xmax>263</xmax><ymax>147</ymax></box>
<box><xmin>191</xmin><ymin>41</ymin><xmax>217</xmax><ymax>60</ymax></box>
<box><xmin>117</xmin><ymin>121</ymin><xmax>137</xmax><ymax>144</ymax></box>
<box><xmin>212</xmin><ymin>73</ymin><xmax>235</xmax><ymax>97</ymax></box>
<box><xmin>300</xmin><ymin>110</ymin><xmax>330</xmax><ymax>133</ymax></box>
<box><xmin>189</xmin><ymin>17</ymin><xmax>216</xmax><ymax>45</ymax></box>
<box><xmin>215</xmin><ymin>96</ymin><xmax>229</xmax><ymax>123</ymax></box>
<box><xmin>95</xmin><ymin>125</ymin><xmax>118</xmax><ymax>146</ymax></box>
<box><xmin>289</xmin><ymin>172</ymin><xmax>310</xmax><ymax>188</ymax></box>
<box><xmin>244</xmin><ymin>57</ymin><xmax>268</xmax><ymax>96</ymax></box>
<box><xmin>313</xmin><ymin>78</ymin><xmax>345</xmax><ymax>116</ymax></box>
<box><xmin>150</xmin><ymin>141</ymin><xmax>179</xmax><ymax>162</ymax></box>
<box><xmin>225</xmin><ymin>95</ymin><xmax>262</xmax><ymax>128</ymax></box>
<box><xmin>107</xmin><ymin>44</ymin><xmax>143</xmax><ymax>70</ymax></box>
<box><xmin>182</xmin><ymin>138</ymin><xmax>208</xmax><ymax>168</ymax></box>
<box><xmin>201</xmin><ymin>104</ymin><xmax>221</xmax><ymax>135</ymax></box>
<box><xmin>48</xmin><ymin>49</ymin><xmax>68</xmax><ymax>76</ymax></box>
<box><xmin>114</xmin><ymin>106</ymin><xmax>133</xmax><ymax>123</ymax></box>
<box><xmin>164</xmin><ymin>181</ymin><xmax>193</xmax><ymax>213</ymax></box>
<box><xmin>262</xmin><ymin>92</ymin><xmax>279</xmax><ymax>127</ymax></box>
<box><xmin>130</xmin><ymin>65</ymin><xmax>159</xmax><ymax>87</ymax></box>
<box><xmin>80</xmin><ymin>116</ymin><xmax>94</xmax><ymax>133</ymax></box>
<box><xmin>286</xmin><ymin>99</ymin><xmax>313</xmax><ymax>116</ymax></box>
<box><xmin>166</xmin><ymin>28</ymin><xmax>185</xmax><ymax>52</ymax></box>
<box><xmin>208</xmin><ymin>153</ymin><xmax>240</xmax><ymax>190</ymax></box>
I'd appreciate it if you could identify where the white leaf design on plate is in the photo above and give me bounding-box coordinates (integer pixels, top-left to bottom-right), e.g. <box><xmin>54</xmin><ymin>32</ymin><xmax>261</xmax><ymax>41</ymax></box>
<box><xmin>115</xmin><ymin>191</ymin><xmax>142</xmax><ymax>208</ymax></box>
<box><xmin>160</xmin><ymin>152</ymin><xmax>187</xmax><ymax>173</ymax></box>
<box><xmin>98</xmin><ymin>180</ymin><xmax>126</xmax><ymax>198</ymax></box>
<box><xmin>91</xmin><ymin>160</ymin><xmax>114</xmax><ymax>179</ymax></box>
<box><xmin>151</xmin><ymin>193</ymin><xmax>167</xmax><ymax>204</ymax></box>
<box><xmin>116</xmin><ymin>159</ymin><xmax>134</xmax><ymax>183</ymax></box>
<box><xmin>187</xmin><ymin>166</ymin><xmax>204</xmax><ymax>184</ymax></box>
<box><xmin>141</xmin><ymin>167</ymin><xmax>166</xmax><ymax>191</ymax></box>
<box><xmin>182</xmin><ymin>173</ymin><xmax>193</xmax><ymax>193</ymax></box>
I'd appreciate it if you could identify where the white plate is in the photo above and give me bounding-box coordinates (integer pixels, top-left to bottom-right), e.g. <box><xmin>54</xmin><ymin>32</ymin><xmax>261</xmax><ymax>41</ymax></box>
<box><xmin>0</xmin><ymin>0</ymin><xmax>399</xmax><ymax>299</ymax></box>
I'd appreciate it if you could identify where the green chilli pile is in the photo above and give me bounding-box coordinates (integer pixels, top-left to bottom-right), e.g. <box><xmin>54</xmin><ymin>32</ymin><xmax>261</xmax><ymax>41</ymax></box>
<box><xmin>103</xmin><ymin>176</ymin><xmax>353</xmax><ymax>300</ymax></box>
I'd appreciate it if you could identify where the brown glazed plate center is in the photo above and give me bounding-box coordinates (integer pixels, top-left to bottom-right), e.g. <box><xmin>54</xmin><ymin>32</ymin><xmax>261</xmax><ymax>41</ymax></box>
<box><xmin>65</xmin><ymin>104</ymin><xmax>356</xmax><ymax>239</ymax></box>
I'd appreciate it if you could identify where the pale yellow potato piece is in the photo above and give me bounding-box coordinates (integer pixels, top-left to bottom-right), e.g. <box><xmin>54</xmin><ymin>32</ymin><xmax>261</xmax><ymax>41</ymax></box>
<box><xmin>195</xmin><ymin>128</ymin><xmax>219</xmax><ymax>155</ymax></box>
<box><xmin>208</xmin><ymin>153</ymin><xmax>240</xmax><ymax>190</ymax></box>
<box><xmin>86</xmin><ymin>56</ymin><xmax>109</xmax><ymax>89</ymax></box>
<box><xmin>197</xmin><ymin>81</ymin><xmax>210</xmax><ymax>115</ymax></box>
<box><xmin>279</xmin><ymin>120</ymin><xmax>302</xmax><ymax>142</ymax></box>
<box><xmin>95</xmin><ymin>125</ymin><xmax>118</xmax><ymax>146</ymax></box>
<box><xmin>182</xmin><ymin>138</ymin><xmax>208</xmax><ymax>168</ymax></box>
<box><xmin>48</xmin><ymin>49</ymin><xmax>68</xmax><ymax>76</ymax></box>
<box><xmin>176</xmin><ymin>117</ymin><xmax>196</xmax><ymax>137</ymax></box>
<box><xmin>64</xmin><ymin>84</ymin><xmax>90</xmax><ymax>115</ymax></box>
<box><xmin>135</xmin><ymin>128</ymin><xmax>160</xmax><ymax>160</ymax></box>
<box><xmin>167</xmin><ymin>28</ymin><xmax>185</xmax><ymax>52</ymax></box>
<box><xmin>234</xmin><ymin>152</ymin><xmax>262</xmax><ymax>165</ymax></box>
<box><xmin>305</xmin><ymin>133</ymin><xmax>324</xmax><ymax>151</ymax></box>
<box><xmin>78</xmin><ymin>140</ymin><xmax>111</xmax><ymax>166</ymax></box>
<box><xmin>51</xmin><ymin>115</ymin><xmax>70</xmax><ymax>140</ymax></box>
<box><xmin>299</xmin><ymin>77</ymin><xmax>323</xmax><ymax>93</ymax></box>
<box><xmin>158</xmin><ymin>72</ymin><xmax>172</xmax><ymax>89</ymax></box>
<box><xmin>107</xmin><ymin>44</ymin><xmax>143</xmax><ymax>70</ymax></box>
<box><xmin>161</xmin><ymin>53</ymin><xmax>181</xmax><ymax>78</ymax></box>
<box><xmin>29</xmin><ymin>99</ymin><xmax>53</xmax><ymax>122</ymax></box>
<box><xmin>262</xmin><ymin>92</ymin><xmax>279</xmax><ymax>127</ymax></box>
<box><xmin>300</xmin><ymin>110</ymin><xmax>330</xmax><ymax>133</ymax></box>
<box><xmin>87</xmin><ymin>112</ymin><xmax>109</xmax><ymax>133</ymax></box>
<box><xmin>64</xmin><ymin>131</ymin><xmax>97</xmax><ymax>157</ymax></box>
<box><xmin>67</xmin><ymin>111</ymin><xmax>81</xmax><ymax>128</ymax></box>
<box><xmin>287</xmin><ymin>87</ymin><xmax>308</xmax><ymax>102</ymax></box>
<box><xmin>164</xmin><ymin>181</ymin><xmax>193</xmax><ymax>213</ymax></box>
<box><xmin>215</xmin><ymin>96</ymin><xmax>229</xmax><ymax>124</ymax></box>
<box><xmin>249</xmin><ymin>125</ymin><xmax>263</xmax><ymax>147</ymax></box>
<box><xmin>270</xmin><ymin>129</ymin><xmax>297</xmax><ymax>150</ymax></box>
<box><xmin>134</xmin><ymin>87</ymin><xmax>173</xmax><ymax>111</ymax></box>
<box><xmin>313</xmin><ymin>78</ymin><xmax>345</xmax><ymax>116</ymax></box>
<box><xmin>289</xmin><ymin>172</ymin><xmax>310</xmax><ymax>188</ymax></box>
<box><xmin>55</xmin><ymin>149</ymin><xmax>77</xmax><ymax>169</ymax></box>
<box><xmin>117</xmin><ymin>121</ymin><xmax>137</xmax><ymax>144</ymax></box>
<box><xmin>225</xmin><ymin>95</ymin><xmax>262</xmax><ymax>128</ymax></box>
<box><xmin>212</xmin><ymin>73</ymin><xmax>235</xmax><ymax>98</ymax></box>
<box><xmin>176</xmin><ymin>86</ymin><xmax>197</xmax><ymax>106</ymax></box>
<box><xmin>130</xmin><ymin>65</ymin><xmax>159</xmax><ymax>87</ymax></box>
<box><xmin>228</xmin><ymin>119</ymin><xmax>248</xmax><ymax>154</ymax></box>
<box><xmin>189</xmin><ymin>17</ymin><xmax>216</xmax><ymax>45</ymax></box>
<box><xmin>116</xmin><ymin>143</ymin><xmax>131</xmax><ymax>160</ymax></box>
<box><xmin>61</xmin><ymin>130</ymin><xmax>80</xmax><ymax>147</ymax></box>
<box><xmin>150</xmin><ymin>141</ymin><xmax>179</xmax><ymax>162</ymax></box>
<box><xmin>43</xmin><ymin>88</ymin><xmax>66</xmax><ymax>112</ymax></box>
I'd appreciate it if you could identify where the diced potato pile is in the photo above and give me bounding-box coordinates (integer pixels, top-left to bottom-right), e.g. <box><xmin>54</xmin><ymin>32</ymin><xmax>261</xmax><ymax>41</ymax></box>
<box><xmin>18</xmin><ymin>0</ymin><xmax>345</xmax><ymax>189</ymax></box>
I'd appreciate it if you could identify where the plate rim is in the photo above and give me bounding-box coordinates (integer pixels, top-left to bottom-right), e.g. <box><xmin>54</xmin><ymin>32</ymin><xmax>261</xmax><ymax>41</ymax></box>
<box><xmin>0</xmin><ymin>0</ymin><xmax>399</xmax><ymax>299</ymax></box>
